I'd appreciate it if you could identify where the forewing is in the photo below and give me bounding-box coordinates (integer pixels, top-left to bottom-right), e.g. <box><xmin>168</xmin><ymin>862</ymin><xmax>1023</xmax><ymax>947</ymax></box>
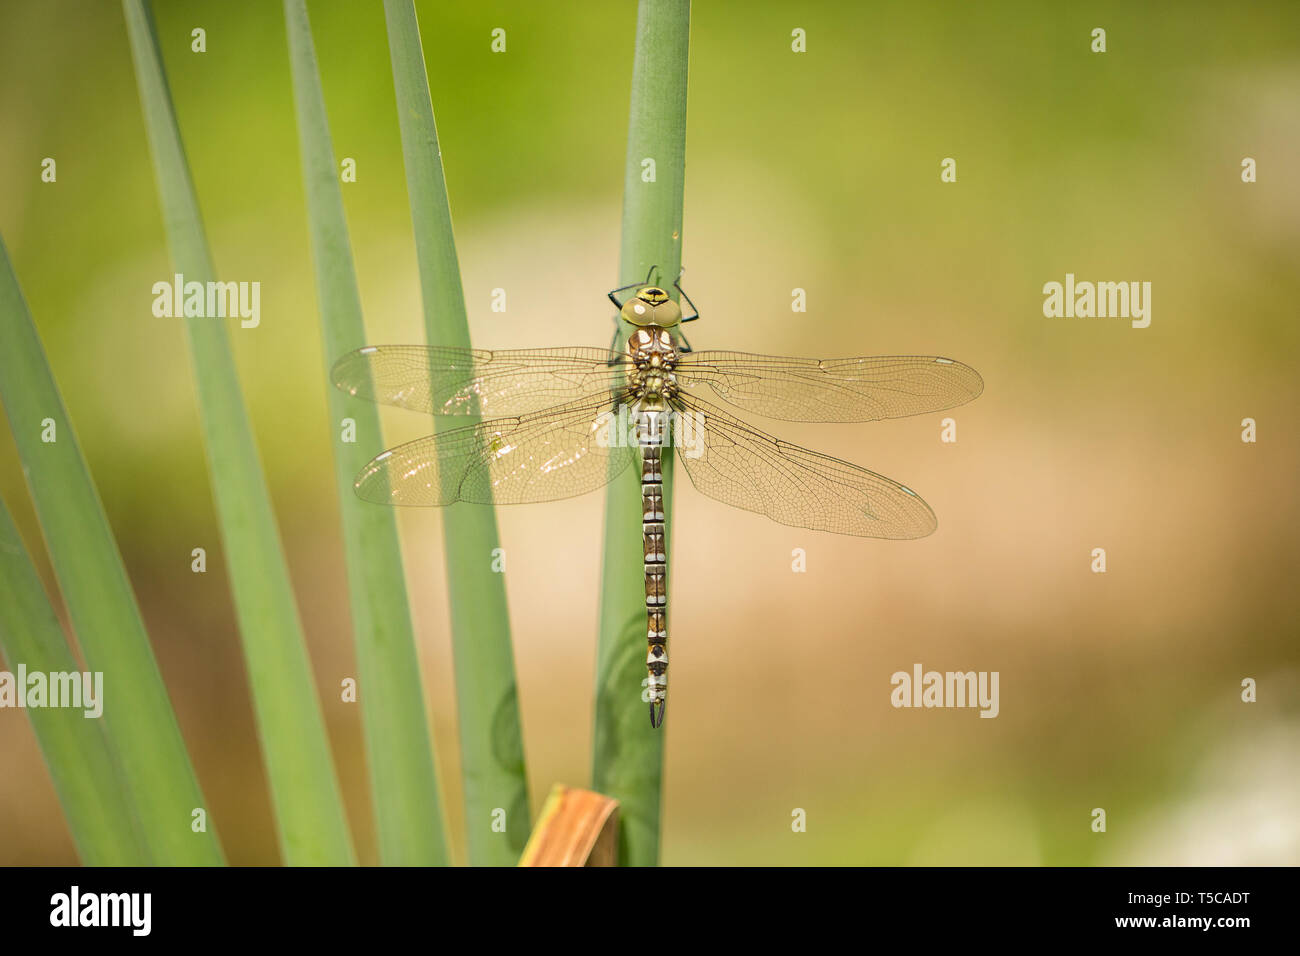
<box><xmin>673</xmin><ymin>396</ymin><xmax>937</xmax><ymax>538</ymax></box>
<box><xmin>677</xmin><ymin>351</ymin><xmax>983</xmax><ymax>422</ymax></box>
<box><xmin>333</xmin><ymin>345</ymin><xmax>627</xmax><ymax>416</ymax></box>
<box><xmin>354</xmin><ymin>395</ymin><xmax>634</xmax><ymax>506</ymax></box>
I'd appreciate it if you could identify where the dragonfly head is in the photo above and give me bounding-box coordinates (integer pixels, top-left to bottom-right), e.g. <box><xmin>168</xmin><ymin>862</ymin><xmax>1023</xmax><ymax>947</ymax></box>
<box><xmin>621</xmin><ymin>286</ymin><xmax>682</xmax><ymax>328</ymax></box>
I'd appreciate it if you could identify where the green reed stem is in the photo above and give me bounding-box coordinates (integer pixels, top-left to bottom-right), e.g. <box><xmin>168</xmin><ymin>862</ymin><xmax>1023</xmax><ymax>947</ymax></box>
<box><xmin>0</xmin><ymin>232</ymin><xmax>220</xmax><ymax>864</ymax></box>
<box><xmin>123</xmin><ymin>0</ymin><xmax>354</xmax><ymax>865</ymax></box>
<box><xmin>284</xmin><ymin>0</ymin><xmax>451</xmax><ymax>866</ymax></box>
<box><xmin>384</xmin><ymin>0</ymin><xmax>530</xmax><ymax>865</ymax></box>
<box><xmin>592</xmin><ymin>0</ymin><xmax>690</xmax><ymax>867</ymax></box>
<box><xmin>0</xmin><ymin>494</ymin><xmax>150</xmax><ymax>866</ymax></box>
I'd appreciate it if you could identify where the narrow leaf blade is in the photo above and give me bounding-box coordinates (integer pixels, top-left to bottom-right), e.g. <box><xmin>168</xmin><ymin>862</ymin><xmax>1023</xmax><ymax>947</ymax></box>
<box><xmin>383</xmin><ymin>0</ymin><xmax>531</xmax><ymax>866</ymax></box>
<box><xmin>0</xmin><ymin>232</ymin><xmax>222</xmax><ymax>865</ymax></box>
<box><xmin>122</xmin><ymin>0</ymin><xmax>355</xmax><ymax>865</ymax></box>
<box><xmin>284</xmin><ymin>0</ymin><xmax>450</xmax><ymax>865</ymax></box>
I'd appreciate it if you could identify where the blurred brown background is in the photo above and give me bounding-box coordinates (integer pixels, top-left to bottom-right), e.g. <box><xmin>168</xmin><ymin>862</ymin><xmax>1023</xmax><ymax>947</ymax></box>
<box><xmin>1</xmin><ymin>0</ymin><xmax>1297</xmax><ymax>864</ymax></box>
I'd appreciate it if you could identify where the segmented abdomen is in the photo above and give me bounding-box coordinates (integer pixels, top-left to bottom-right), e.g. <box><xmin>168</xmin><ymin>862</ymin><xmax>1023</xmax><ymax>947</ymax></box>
<box><xmin>637</xmin><ymin>409</ymin><xmax>669</xmax><ymax>728</ymax></box>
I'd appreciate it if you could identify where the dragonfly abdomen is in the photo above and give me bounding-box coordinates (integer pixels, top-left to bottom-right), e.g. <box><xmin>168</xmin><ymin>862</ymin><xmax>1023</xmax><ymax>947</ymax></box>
<box><xmin>637</xmin><ymin>407</ymin><xmax>669</xmax><ymax>729</ymax></box>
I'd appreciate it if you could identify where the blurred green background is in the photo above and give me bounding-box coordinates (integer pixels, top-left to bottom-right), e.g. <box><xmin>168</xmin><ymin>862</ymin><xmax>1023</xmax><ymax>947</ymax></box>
<box><xmin>2</xmin><ymin>0</ymin><xmax>1298</xmax><ymax>865</ymax></box>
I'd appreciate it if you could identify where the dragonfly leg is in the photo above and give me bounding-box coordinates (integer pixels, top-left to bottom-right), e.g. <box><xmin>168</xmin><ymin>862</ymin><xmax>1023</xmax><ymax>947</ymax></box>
<box><xmin>606</xmin><ymin>265</ymin><xmax>661</xmax><ymax>309</ymax></box>
<box><xmin>608</xmin><ymin>266</ymin><xmax>663</xmax><ymax>356</ymax></box>
<box><xmin>673</xmin><ymin>274</ymin><xmax>701</xmax><ymax>323</ymax></box>
<box><xmin>673</xmin><ymin>274</ymin><xmax>699</xmax><ymax>352</ymax></box>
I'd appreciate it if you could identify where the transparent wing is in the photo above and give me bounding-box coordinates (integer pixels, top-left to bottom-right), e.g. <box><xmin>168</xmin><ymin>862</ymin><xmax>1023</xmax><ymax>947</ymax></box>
<box><xmin>672</xmin><ymin>395</ymin><xmax>938</xmax><ymax>538</ymax></box>
<box><xmin>332</xmin><ymin>345</ymin><xmax>627</xmax><ymax>416</ymax></box>
<box><xmin>354</xmin><ymin>394</ymin><xmax>634</xmax><ymax>506</ymax></box>
<box><xmin>677</xmin><ymin>351</ymin><xmax>983</xmax><ymax>422</ymax></box>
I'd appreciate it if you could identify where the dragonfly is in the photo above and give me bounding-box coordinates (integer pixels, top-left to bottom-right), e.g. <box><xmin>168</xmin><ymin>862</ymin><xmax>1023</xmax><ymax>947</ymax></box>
<box><xmin>331</xmin><ymin>271</ymin><xmax>983</xmax><ymax>728</ymax></box>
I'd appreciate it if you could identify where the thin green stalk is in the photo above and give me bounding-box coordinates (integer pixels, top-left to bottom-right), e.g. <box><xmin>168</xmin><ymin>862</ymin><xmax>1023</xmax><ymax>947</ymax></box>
<box><xmin>122</xmin><ymin>0</ymin><xmax>354</xmax><ymax>865</ymax></box>
<box><xmin>592</xmin><ymin>0</ymin><xmax>690</xmax><ymax>867</ymax></box>
<box><xmin>0</xmin><ymin>232</ymin><xmax>221</xmax><ymax>865</ymax></box>
<box><xmin>0</xmin><ymin>493</ymin><xmax>150</xmax><ymax>865</ymax></box>
<box><xmin>284</xmin><ymin>0</ymin><xmax>450</xmax><ymax>865</ymax></box>
<box><xmin>383</xmin><ymin>0</ymin><xmax>530</xmax><ymax>865</ymax></box>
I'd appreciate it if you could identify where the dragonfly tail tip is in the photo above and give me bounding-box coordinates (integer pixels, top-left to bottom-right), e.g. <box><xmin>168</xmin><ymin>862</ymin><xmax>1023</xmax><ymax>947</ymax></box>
<box><xmin>649</xmin><ymin>699</ymin><xmax>665</xmax><ymax>729</ymax></box>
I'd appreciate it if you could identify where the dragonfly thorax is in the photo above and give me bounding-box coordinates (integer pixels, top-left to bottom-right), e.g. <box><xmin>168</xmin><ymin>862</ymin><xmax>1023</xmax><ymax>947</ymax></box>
<box><xmin>627</xmin><ymin>326</ymin><xmax>680</xmax><ymax>408</ymax></box>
